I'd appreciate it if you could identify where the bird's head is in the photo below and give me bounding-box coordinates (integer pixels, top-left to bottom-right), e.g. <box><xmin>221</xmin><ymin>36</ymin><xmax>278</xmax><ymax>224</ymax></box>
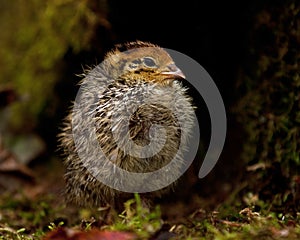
<box><xmin>104</xmin><ymin>41</ymin><xmax>185</xmax><ymax>86</ymax></box>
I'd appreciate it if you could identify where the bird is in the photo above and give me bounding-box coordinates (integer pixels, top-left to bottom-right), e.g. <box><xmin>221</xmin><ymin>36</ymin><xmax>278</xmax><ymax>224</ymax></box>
<box><xmin>58</xmin><ymin>41</ymin><xmax>195</xmax><ymax>209</ymax></box>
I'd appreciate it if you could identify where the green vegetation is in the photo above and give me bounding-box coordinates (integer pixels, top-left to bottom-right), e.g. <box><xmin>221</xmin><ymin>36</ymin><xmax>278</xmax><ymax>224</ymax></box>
<box><xmin>111</xmin><ymin>193</ymin><xmax>162</xmax><ymax>238</ymax></box>
<box><xmin>0</xmin><ymin>192</ymin><xmax>299</xmax><ymax>239</ymax></box>
<box><xmin>0</xmin><ymin>0</ymin><xmax>109</xmax><ymax>130</ymax></box>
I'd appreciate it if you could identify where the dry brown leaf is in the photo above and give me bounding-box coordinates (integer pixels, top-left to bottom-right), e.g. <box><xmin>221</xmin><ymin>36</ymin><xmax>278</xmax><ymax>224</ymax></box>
<box><xmin>0</xmin><ymin>144</ymin><xmax>35</xmax><ymax>179</ymax></box>
<box><xmin>43</xmin><ymin>228</ymin><xmax>137</xmax><ymax>240</ymax></box>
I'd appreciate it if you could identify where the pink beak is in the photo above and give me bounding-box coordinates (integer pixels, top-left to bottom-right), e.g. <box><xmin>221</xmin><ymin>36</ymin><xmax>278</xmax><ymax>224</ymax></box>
<box><xmin>161</xmin><ymin>64</ymin><xmax>186</xmax><ymax>80</ymax></box>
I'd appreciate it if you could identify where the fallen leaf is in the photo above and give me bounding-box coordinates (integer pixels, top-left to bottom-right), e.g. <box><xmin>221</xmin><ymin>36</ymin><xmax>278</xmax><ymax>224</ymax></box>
<box><xmin>43</xmin><ymin>228</ymin><xmax>137</xmax><ymax>240</ymax></box>
<box><xmin>9</xmin><ymin>134</ymin><xmax>46</xmax><ymax>165</ymax></box>
<box><xmin>0</xmin><ymin>138</ymin><xmax>35</xmax><ymax>179</ymax></box>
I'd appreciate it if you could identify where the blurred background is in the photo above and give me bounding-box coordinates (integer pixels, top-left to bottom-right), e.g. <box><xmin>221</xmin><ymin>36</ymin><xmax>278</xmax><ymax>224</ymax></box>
<box><xmin>0</xmin><ymin>0</ymin><xmax>299</xmax><ymax>216</ymax></box>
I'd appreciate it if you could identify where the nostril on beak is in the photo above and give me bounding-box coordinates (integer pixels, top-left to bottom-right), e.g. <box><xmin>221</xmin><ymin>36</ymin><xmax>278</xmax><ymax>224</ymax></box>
<box><xmin>161</xmin><ymin>63</ymin><xmax>186</xmax><ymax>80</ymax></box>
<box><xmin>167</xmin><ymin>64</ymin><xmax>178</xmax><ymax>72</ymax></box>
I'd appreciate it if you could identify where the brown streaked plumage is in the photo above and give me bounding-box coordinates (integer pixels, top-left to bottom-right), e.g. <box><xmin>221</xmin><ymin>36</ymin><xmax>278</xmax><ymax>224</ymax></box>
<box><xmin>58</xmin><ymin>41</ymin><xmax>195</xmax><ymax>209</ymax></box>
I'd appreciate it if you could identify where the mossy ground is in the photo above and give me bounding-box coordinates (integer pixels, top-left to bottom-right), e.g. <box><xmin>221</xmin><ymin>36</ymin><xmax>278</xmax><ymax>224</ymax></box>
<box><xmin>1</xmin><ymin>195</ymin><xmax>299</xmax><ymax>239</ymax></box>
<box><xmin>0</xmin><ymin>160</ymin><xmax>299</xmax><ymax>240</ymax></box>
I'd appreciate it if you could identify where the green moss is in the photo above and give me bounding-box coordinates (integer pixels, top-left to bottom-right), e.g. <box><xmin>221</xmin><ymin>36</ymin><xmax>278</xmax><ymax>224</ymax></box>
<box><xmin>0</xmin><ymin>192</ymin><xmax>299</xmax><ymax>239</ymax></box>
<box><xmin>110</xmin><ymin>193</ymin><xmax>162</xmax><ymax>238</ymax></box>
<box><xmin>0</xmin><ymin>0</ymin><xmax>109</xmax><ymax>131</ymax></box>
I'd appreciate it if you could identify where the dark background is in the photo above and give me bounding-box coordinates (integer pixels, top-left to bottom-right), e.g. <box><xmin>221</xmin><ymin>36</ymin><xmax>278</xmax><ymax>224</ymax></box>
<box><xmin>1</xmin><ymin>0</ymin><xmax>299</xmax><ymax>211</ymax></box>
<box><xmin>55</xmin><ymin>0</ymin><xmax>255</xmax><ymax>199</ymax></box>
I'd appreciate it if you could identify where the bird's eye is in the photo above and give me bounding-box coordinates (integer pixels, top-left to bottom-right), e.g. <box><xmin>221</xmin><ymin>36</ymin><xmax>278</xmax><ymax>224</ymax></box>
<box><xmin>142</xmin><ymin>57</ymin><xmax>157</xmax><ymax>68</ymax></box>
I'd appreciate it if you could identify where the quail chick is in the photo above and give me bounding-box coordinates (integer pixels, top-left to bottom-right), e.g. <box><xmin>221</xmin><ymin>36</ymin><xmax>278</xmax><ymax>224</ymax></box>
<box><xmin>59</xmin><ymin>41</ymin><xmax>195</xmax><ymax>209</ymax></box>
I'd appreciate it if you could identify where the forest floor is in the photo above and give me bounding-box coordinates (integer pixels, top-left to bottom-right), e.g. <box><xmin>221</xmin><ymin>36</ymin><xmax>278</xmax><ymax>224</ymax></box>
<box><xmin>0</xmin><ymin>157</ymin><xmax>299</xmax><ymax>240</ymax></box>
